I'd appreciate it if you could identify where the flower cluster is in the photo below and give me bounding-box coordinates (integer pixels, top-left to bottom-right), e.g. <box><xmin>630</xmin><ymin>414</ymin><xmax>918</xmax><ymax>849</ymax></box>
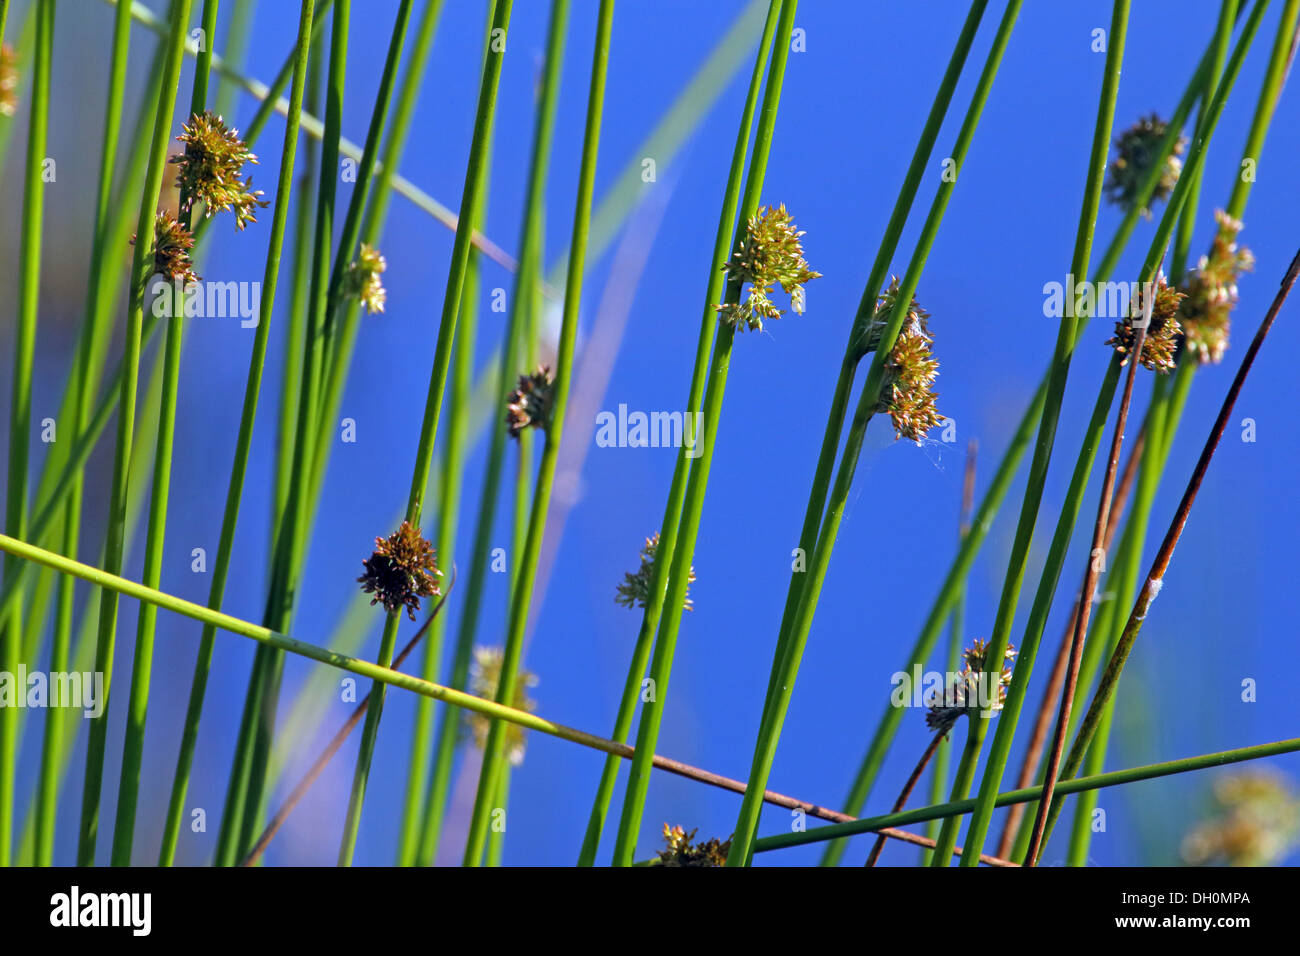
<box><xmin>873</xmin><ymin>279</ymin><xmax>944</xmax><ymax>443</ymax></box>
<box><xmin>1181</xmin><ymin>768</ymin><xmax>1300</xmax><ymax>867</ymax></box>
<box><xmin>0</xmin><ymin>44</ymin><xmax>17</xmax><ymax>118</ymax></box>
<box><xmin>1106</xmin><ymin>274</ymin><xmax>1186</xmax><ymax>373</ymax></box>
<box><xmin>505</xmin><ymin>365</ymin><xmax>555</xmax><ymax>438</ymax></box>
<box><xmin>653</xmin><ymin>824</ymin><xmax>732</xmax><ymax>867</ymax></box>
<box><xmin>463</xmin><ymin>647</ymin><xmax>539</xmax><ymax>767</ymax></box>
<box><xmin>133</xmin><ymin>213</ymin><xmax>200</xmax><ymax>285</ymax></box>
<box><xmin>925</xmin><ymin>639</ymin><xmax>1017</xmax><ymax>736</ymax></box>
<box><xmin>615</xmin><ymin>533</ymin><xmax>695</xmax><ymax>612</ymax></box>
<box><xmin>356</xmin><ymin>520</ymin><xmax>441</xmax><ymax>620</ymax></box>
<box><xmin>344</xmin><ymin>243</ymin><xmax>387</xmax><ymax>314</ymax></box>
<box><xmin>1105</xmin><ymin>113</ymin><xmax>1186</xmax><ymax>219</ymax></box>
<box><xmin>1177</xmin><ymin>210</ymin><xmax>1254</xmax><ymax>365</ymax></box>
<box><xmin>172</xmin><ymin>110</ymin><xmax>268</xmax><ymax>230</ymax></box>
<box><xmin>716</xmin><ymin>203</ymin><xmax>821</xmax><ymax>332</ymax></box>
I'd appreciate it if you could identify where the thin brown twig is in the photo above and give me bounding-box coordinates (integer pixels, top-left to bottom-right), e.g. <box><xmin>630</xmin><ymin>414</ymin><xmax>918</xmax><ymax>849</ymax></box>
<box><xmin>239</xmin><ymin>569</ymin><xmax>457</xmax><ymax>867</ymax></box>
<box><xmin>867</xmin><ymin>729</ymin><xmax>947</xmax><ymax>866</ymax></box>
<box><xmin>996</xmin><ymin>423</ymin><xmax>1145</xmax><ymax>858</ymax></box>
<box><xmin>647</xmin><ymin>749</ymin><xmax>1015</xmax><ymax>867</ymax></box>
<box><xmin>1025</xmin><ymin>303</ymin><xmax>1150</xmax><ymax>865</ymax></box>
<box><xmin>1041</xmin><ymin>245</ymin><xmax>1300</xmax><ymax>849</ymax></box>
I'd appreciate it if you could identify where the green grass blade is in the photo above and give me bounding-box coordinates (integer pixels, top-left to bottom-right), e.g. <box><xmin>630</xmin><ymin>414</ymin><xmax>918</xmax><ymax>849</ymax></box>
<box><xmin>461</xmin><ymin>0</ymin><xmax>612</xmax><ymax>868</ymax></box>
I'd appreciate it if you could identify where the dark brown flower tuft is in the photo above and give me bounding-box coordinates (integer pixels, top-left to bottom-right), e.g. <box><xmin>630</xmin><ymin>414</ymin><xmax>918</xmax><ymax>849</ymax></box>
<box><xmin>1177</xmin><ymin>210</ymin><xmax>1254</xmax><ymax>365</ymax></box>
<box><xmin>505</xmin><ymin>365</ymin><xmax>555</xmax><ymax>438</ymax></box>
<box><xmin>717</xmin><ymin>203</ymin><xmax>821</xmax><ymax>332</ymax></box>
<box><xmin>653</xmin><ymin>824</ymin><xmax>732</xmax><ymax>867</ymax></box>
<box><xmin>1105</xmin><ymin>113</ymin><xmax>1186</xmax><ymax>219</ymax></box>
<box><xmin>615</xmin><ymin>533</ymin><xmax>695</xmax><ymax>612</ymax></box>
<box><xmin>133</xmin><ymin>213</ymin><xmax>200</xmax><ymax>285</ymax></box>
<box><xmin>874</xmin><ymin>283</ymin><xmax>944</xmax><ymax>444</ymax></box>
<box><xmin>172</xmin><ymin>110</ymin><xmax>268</xmax><ymax>230</ymax></box>
<box><xmin>0</xmin><ymin>44</ymin><xmax>17</xmax><ymax>118</ymax></box>
<box><xmin>357</xmin><ymin>520</ymin><xmax>441</xmax><ymax>620</ymax></box>
<box><xmin>344</xmin><ymin>243</ymin><xmax>387</xmax><ymax>314</ymax></box>
<box><xmin>925</xmin><ymin>639</ymin><xmax>1016</xmax><ymax>735</ymax></box>
<box><xmin>1107</xmin><ymin>274</ymin><xmax>1186</xmax><ymax>373</ymax></box>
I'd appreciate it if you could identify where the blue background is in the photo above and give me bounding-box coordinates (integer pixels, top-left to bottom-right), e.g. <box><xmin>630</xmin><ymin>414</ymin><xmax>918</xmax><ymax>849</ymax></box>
<box><xmin>2</xmin><ymin>0</ymin><xmax>1297</xmax><ymax>866</ymax></box>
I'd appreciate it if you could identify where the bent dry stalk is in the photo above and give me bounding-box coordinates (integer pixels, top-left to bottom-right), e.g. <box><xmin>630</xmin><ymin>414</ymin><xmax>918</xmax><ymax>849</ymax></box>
<box><xmin>822</xmin><ymin>7</ymin><xmax>1242</xmax><ymax>867</ymax></box>
<box><xmin>1037</xmin><ymin>247</ymin><xmax>1300</xmax><ymax>850</ymax></box>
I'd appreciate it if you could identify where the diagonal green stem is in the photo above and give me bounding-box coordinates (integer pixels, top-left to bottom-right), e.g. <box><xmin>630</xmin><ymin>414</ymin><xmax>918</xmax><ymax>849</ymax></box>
<box><xmin>760</xmin><ymin>0</ymin><xmax>990</xmax><ymax>738</ymax></box>
<box><xmin>950</xmin><ymin>0</ymin><xmax>1131</xmax><ymax>866</ymax></box>
<box><xmin>735</xmin><ymin>0</ymin><xmax>1024</xmax><ymax>867</ymax></box>
<box><xmin>462</xmin><ymin>0</ymin><xmax>613</xmax><ymax>868</ymax></box>
<box><xmin>575</xmin><ymin>0</ymin><xmax>780</xmax><ymax>869</ymax></box>
<box><xmin>109</xmin><ymin>0</ymin><xmax>222</xmax><ymax>868</ymax></box>
<box><xmin>75</xmin><ymin>0</ymin><xmax>195</xmax><ymax>868</ymax></box>
<box><xmin>820</xmin><ymin>2</ymin><xmax>1256</xmax><ymax>866</ymax></box>
<box><xmin>951</xmin><ymin>0</ymin><xmax>1269</xmax><ymax>866</ymax></box>
<box><xmin>411</xmin><ymin>0</ymin><xmax>548</xmax><ymax>867</ymax></box>
<box><xmin>0</xmin><ymin>0</ymin><xmax>52</xmax><ymax>869</ymax></box>
<box><xmin>613</xmin><ymin>0</ymin><xmax>798</xmax><ymax>869</ymax></box>
<box><xmin>338</xmin><ymin>0</ymin><xmax>515</xmax><ymax>867</ymax></box>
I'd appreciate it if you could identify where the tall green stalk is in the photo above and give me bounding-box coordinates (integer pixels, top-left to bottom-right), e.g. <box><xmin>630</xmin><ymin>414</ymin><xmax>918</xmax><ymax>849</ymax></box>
<box><xmin>0</xmin><ymin>0</ymin><xmax>51</xmax><ymax>869</ymax></box>
<box><xmin>760</xmin><ymin>0</ymin><xmax>990</xmax><ymax>736</ymax></box>
<box><xmin>821</xmin><ymin>12</ymin><xmax>1246</xmax><ymax>866</ymax></box>
<box><xmin>75</xmin><ymin>0</ymin><xmax>195</xmax><ymax>868</ymax></box>
<box><xmin>227</xmin><ymin>0</ymin><xmax>350</xmax><ymax>859</ymax></box>
<box><xmin>462</xmin><ymin>0</ymin><xmax>614</xmax><ymax>867</ymax></box>
<box><xmin>109</xmin><ymin>0</ymin><xmax>222</xmax><ymax>868</ymax></box>
<box><xmin>948</xmin><ymin>0</ymin><xmax>1132</xmax><ymax>866</ymax></box>
<box><xmin>575</xmin><ymin>0</ymin><xmax>781</xmax><ymax>869</ymax></box>
<box><xmin>394</xmin><ymin>0</ymin><xmax>500</xmax><ymax>868</ymax></box>
<box><xmin>337</xmin><ymin>0</ymin><xmax>514</xmax><ymax>867</ymax></box>
<box><xmin>414</xmin><ymin>0</ymin><xmax>562</xmax><ymax>867</ymax></box>
<box><xmin>613</xmin><ymin>0</ymin><xmax>798</xmax><ymax>869</ymax></box>
<box><xmin>1058</xmin><ymin>0</ymin><xmax>1296</xmax><ymax>865</ymax></box>
<box><xmin>731</xmin><ymin>0</ymin><xmax>1023</xmax><ymax>867</ymax></box>
<box><xmin>159</xmin><ymin>0</ymin><xmax>318</xmax><ymax>867</ymax></box>
<box><xmin>954</xmin><ymin>0</ymin><xmax>1267</xmax><ymax>865</ymax></box>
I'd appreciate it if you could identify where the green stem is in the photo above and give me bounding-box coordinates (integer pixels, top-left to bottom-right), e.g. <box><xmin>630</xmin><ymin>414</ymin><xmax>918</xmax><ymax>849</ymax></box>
<box><xmin>0</xmin><ymin>0</ymin><xmax>51</xmax><ymax>869</ymax></box>
<box><xmin>938</xmin><ymin>0</ymin><xmax>1129</xmax><ymax>867</ymax></box>
<box><xmin>75</xmin><ymin>0</ymin><xmax>194</xmax><ymax>868</ymax></box>
<box><xmin>394</xmin><ymin>0</ymin><xmax>501</xmax><ymax>868</ymax></box>
<box><xmin>339</xmin><ymin>0</ymin><xmax>515</xmax><ymax>867</ymax></box>
<box><xmin>736</xmin><ymin>0</ymin><xmax>1023</xmax><ymax>867</ymax></box>
<box><xmin>820</xmin><ymin>11</ymin><xmax>1235</xmax><ymax>867</ymax></box>
<box><xmin>760</xmin><ymin>0</ymin><xmax>990</xmax><ymax>738</ymax></box>
<box><xmin>226</xmin><ymin>0</ymin><xmax>349</xmax><ymax>860</ymax></box>
<box><xmin>1040</xmin><ymin>237</ymin><xmax>1299</xmax><ymax>853</ymax></box>
<box><xmin>5</xmin><ymin>523</ymin><xmax>1295</xmax><ymax>841</ymax></box>
<box><xmin>755</xmin><ymin>738</ymin><xmax>1300</xmax><ymax>854</ymax></box>
<box><xmin>575</xmin><ymin>0</ymin><xmax>780</xmax><ymax>869</ymax></box>
<box><xmin>462</xmin><ymin>0</ymin><xmax>612</xmax><ymax>868</ymax></box>
<box><xmin>109</xmin><ymin>0</ymin><xmax>222</xmax><ymax>869</ymax></box>
<box><xmin>160</xmin><ymin>0</ymin><xmax>317</xmax><ymax>868</ymax></box>
<box><xmin>954</xmin><ymin>0</ymin><xmax>1269</xmax><ymax>866</ymax></box>
<box><xmin>613</xmin><ymin>0</ymin><xmax>797</xmax><ymax>869</ymax></box>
